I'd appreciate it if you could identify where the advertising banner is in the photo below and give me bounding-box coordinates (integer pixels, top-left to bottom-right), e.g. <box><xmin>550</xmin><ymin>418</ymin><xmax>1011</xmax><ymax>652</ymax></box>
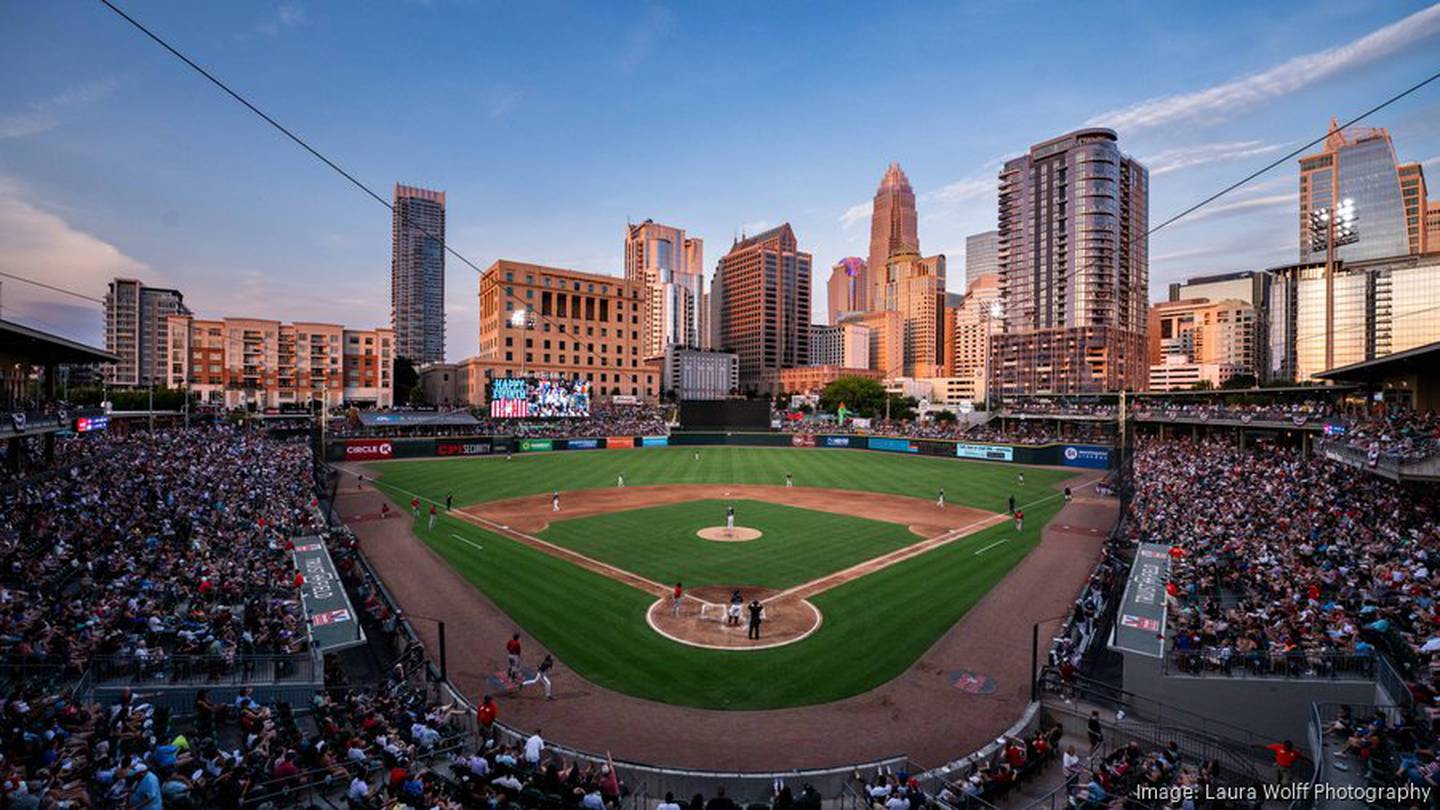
<box><xmin>75</xmin><ymin>415</ymin><xmax>110</xmax><ymax>433</ymax></box>
<box><xmin>851</xmin><ymin>417</ymin><xmax>872</xmax><ymax>430</ymax></box>
<box><xmin>822</xmin><ymin>436</ymin><xmax>852</xmax><ymax>448</ymax></box>
<box><xmin>291</xmin><ymin>537</ymin><xmax>365</xmax><ymax>651</ymax></box>
<box><xmin>435</xmin><ymin>440</ymin><xmax>493</xmax><ymax>457</ymax></box>
<box><xmin>868</xmin><ymin>436</ymin><xmax>917</xmax><ymax>454</ymax></box>
<box><xmin>1062</xmin><ymin>445</ymin><xmax>1112</xmax><ymax>469</ymax></box>
<box><xmin>791</xmin><ymin>434</ymin><xmax>816</xmax><ymax>447</ymax></box>
<box><xmin>641</xmin><ymin>436</ymin><xmax>669</xmax><ymax>447</ymax></box>
<box><xmin>1112</xmin><ymin>543</ymin><xmax>1171</xmax><ymax>658</ymax></box>
<box><xmin>566</xmin><ymin>439</ymin><xmax>600</xmax><ymax>450</ymax></box>
<box><xmin>344</xmin><ymin>439</ymin><xmax>394</xmax><ymax>460</ymax></box>
<box><xmin>519</xmin><ymin>439</ymin><xmax>554</xmax><ymax>452</ymax></box>
<box><xmin>1322</xmin><ymin>423</ymin><xmax>1348</xmax><ymax>437</ymax></box>
<box><xmin>956</xmin><ymin>443</ymin><xmax>1014</xmax><ymax>461</ymax></box>
<box><xmin>608</xmin><ymin>436</ymin><xmax>635</xmax><ymax>448</ymax></box>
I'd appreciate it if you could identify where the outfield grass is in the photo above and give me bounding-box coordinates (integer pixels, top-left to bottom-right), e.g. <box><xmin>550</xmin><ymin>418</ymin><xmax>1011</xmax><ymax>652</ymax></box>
<box><xmin>369</xmin><ymin>448</ymin><xmax>1078</xmax><ymax>709</ymax></box>
<box><xmin>370</xmin><ymin>445</ymin><xmax>1069</xmax><ymax>512</ymax></box>
<box><xmin>538</xmin><ymin>499</ymin><xmax>924</xmax><ymax>589</ymax></box>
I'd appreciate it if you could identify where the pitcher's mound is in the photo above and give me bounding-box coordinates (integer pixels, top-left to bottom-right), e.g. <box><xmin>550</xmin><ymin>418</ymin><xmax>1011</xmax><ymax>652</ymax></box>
<box><xmin>697</xmin><ymin>526</ymin><xmax>762</xmax><ymax>542</ymax></box>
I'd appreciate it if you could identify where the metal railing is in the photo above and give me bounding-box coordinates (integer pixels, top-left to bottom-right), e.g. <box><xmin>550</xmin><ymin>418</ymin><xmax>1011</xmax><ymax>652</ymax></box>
<box><xmin>1162</xmin><ymin>646</ymin><xmax>1380</xmax><ymax>680</ymax></box>
<box><xmin>88</xmin><ymin>651</ymin><xmax>320</xmax><ymax>687</ymax></box>
<box><xmin>1315</xmin><ymin>437</ymin><xmax>1440</xmax><ymax>481</ymax></box>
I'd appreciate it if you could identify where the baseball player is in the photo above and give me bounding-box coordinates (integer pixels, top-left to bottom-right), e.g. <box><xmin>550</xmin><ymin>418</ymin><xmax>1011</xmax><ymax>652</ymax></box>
<box><xmin>505</xmin><ymin>633</ymin><xmax>523</xmax><ymax>684</ymax></box>
<box><xmin>727</xmin><ymin>590</ymin><xmax>743</xmax><ymax>626</ymax></box>
<box><xmin>936</xmin><ymin>488</ymin><xmax>945</xmax><ymax>510</ymax></box>
<box><xmin>617</xmin><ymin>473</ymin><xmax>625</xmax><ymax>488</ymax></box>
<box><xmin>671</xmin><ymin>582</ymin><xmax>684</xmax><ymax>616</ymax></box>
<box><xmin>726</xmin><ymin>505</ymin><xmax>735</xmax><ymax>530</ymax></box>
<box><xmin>785</xmin><ymin>473</ymin><xmax>793</xmax><ymax>488</ymax></box>
<box><xmin>1015</xmin><ymin>509</ymin><xmax>1024</xmax><ymax>532</ymax></box>
<box><xmin>552</xmin><ymin>490</ymin><xmax>560</xmax><ymax>512</ymax></box>
<box><xmin>410</xmin><ymin>497</ymin><xmax>421</xmax><ymax>517</ymax></box>
<box><xmin>523</xmin><ymin>654</ymin><xmax>555</xmax><ymax>700</ymax></box>
<box><xmin>428</xmin><ymin>504</ymin><xmax>437</xmax><ymax>530</ymax></box>
<box><xmin>694</xmin><ymin>450</ymin><xmax>700</xmax><ymax>461</ymax></box>
<box><xmin>1008</xmin><ymin>494</ymin><xmax>1016</xmax><ymax>515</ymax></box>
<box><xmin>445</xmin><ymin>492</ymin><xmax>454</xmax><ymax>511</ymax></box>
<box><xmin>1018</xmin><ymin>472</ymin><xmax>1025</xmax><ymax>486</ymax></box>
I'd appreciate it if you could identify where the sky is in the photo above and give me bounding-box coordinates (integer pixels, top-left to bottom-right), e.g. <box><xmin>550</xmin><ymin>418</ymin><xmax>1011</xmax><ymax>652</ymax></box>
<box><xmin>2</xmin><ymin>1</ymin><xmax>1439</xmax><ymax>360</ymax></box>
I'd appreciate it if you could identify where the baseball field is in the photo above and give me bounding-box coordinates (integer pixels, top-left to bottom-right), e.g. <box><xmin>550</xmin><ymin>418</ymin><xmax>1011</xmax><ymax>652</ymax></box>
<box><xmin>365</xmin><ymin>446</ymin><xmax>1077</xmax><ymax>710</ymax></box>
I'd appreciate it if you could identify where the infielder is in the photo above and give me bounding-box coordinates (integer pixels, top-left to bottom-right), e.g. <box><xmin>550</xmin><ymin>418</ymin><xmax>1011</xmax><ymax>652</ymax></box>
<box><xmin>671</xmin><ymin>582</ymin><xmax>684</xmax><ymax>616</ymax></box>
<box><xmin>523</xmin><ymin>654</ymin><xmax>555</xmax><ymax>700</ymax></box>
<box><xmin>552</xmin><ymin>490</ymin><xmax>560</xmax><ymax>512</ymax></box>
<box><xmin>936</xmin><ymin>488</ymin><xmax>945</xmax><ymax>509</ymax></box>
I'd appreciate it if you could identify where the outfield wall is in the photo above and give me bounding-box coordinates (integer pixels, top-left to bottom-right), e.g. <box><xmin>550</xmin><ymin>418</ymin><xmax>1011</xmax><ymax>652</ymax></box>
<box><xmin>327</xmin><ymin>432</ymin><xmax>1115</xmax><ymax>469</ymax></box>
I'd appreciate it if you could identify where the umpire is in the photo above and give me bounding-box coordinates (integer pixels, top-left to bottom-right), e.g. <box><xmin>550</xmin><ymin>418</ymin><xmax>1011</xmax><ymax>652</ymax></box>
<box><xmin>747</xmin><ymin>599</ymin><xmax>764</xmax><ymax>640</ymax></box>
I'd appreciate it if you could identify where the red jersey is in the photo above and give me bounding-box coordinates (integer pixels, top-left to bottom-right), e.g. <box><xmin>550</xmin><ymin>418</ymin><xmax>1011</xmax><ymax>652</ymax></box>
<box><xmin>674</xmin><ymin>585</ymin><xmax>683</xmax><ymax>598</ymax></box>
<box><xmin>506</xmin><ymin>638</ymin><xmax>521</xmax><ymax>656</ymax></box>
<box><xmin>477</xmin><ymin>702</ymin><xmax>497</xmax><ymax>727</ymax></box>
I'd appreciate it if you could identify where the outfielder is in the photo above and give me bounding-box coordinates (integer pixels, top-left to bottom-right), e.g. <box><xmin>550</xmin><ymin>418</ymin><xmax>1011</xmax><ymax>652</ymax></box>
<box><xmin>617</xmin><ymin>473</ymin><xmax>625</xmax><ymax>488</ymax></box>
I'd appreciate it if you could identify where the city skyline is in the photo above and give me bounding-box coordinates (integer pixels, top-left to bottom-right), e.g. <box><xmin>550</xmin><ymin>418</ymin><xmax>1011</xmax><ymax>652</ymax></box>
<box><xmin>2</xmin><ymin>2</ymin><xmax>1440</xmax><ymax>360</ymax></box>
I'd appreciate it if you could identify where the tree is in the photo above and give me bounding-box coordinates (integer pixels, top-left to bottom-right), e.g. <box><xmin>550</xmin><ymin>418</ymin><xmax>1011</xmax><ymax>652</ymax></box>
<box><xmin>886</xmin><ymin>394</ymin><xmax>918</xmax><ymax>421</ymax></box>
<box><xmin>1191</xmin><ymin>379</ymin><xmax>1216</xmax><ymax>391</ymax></box>
<box><xmin>1221</xmin><ymin>373</ymin><xmax>1258</xmax><ymax>390</ymax></box>
<box><xmin>407</xmin><ymin>384</ymin><xmax>429</xmax><ymax>406</ymax></box>
<box><xmin>393</xmin><ymin>356</ymin><xmax>419</xmax><ymax>406</ymax></box>
<box><xmin>820</xmin><ymin>376</ymin><xmax>886</xmax><ymax>418</ymax></box>
<box><xmin>932</xmin><ymin>409</ymin><xmax>957</xmax><ymax>423</ymax></box>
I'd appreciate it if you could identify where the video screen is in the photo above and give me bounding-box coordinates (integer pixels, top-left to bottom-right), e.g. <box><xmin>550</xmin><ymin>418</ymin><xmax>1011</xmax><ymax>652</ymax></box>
<box><xmin>490</xmin><ymin>375</ymin><xmax>592</xmax><ymax>418</ymax></box>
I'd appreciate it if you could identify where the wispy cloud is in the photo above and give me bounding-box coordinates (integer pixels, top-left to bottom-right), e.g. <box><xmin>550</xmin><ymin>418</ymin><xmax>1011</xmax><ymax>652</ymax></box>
<box><xmin>249</xmin><ymin>3</ymin><xmax>308</xmax><ymax>37</ymax></box>
<box><xmin>924</xmin><ymin>175</ymin><xmax>995</xmax><ymax>205</ymax></box>
<box><xmin>1174</xmin><ymin>192</ymin><xmax>1297</xmax><ymax>227</ymax></box>
<box><xmin>0</xmin><ymin>78</ymin><xmax>117</xmax><ymax>139</ymax></box>
<box><xmin>486</xmin><ymin>85</ymin><xmax>523</xmax><ymax>121</ymax></box>
<box><xmin>740</xmin><ymin>220</ymin><xmax>773</xmax><ymax>235</ymax></box>
<box><xmin>1141</xmin><ymin>140</ymin><xmax>1288</xmax><ymax>176</ymax></box>
<box><xmin>1422</xmin><ymin>155</ymin><xmax>1440</xmax><ymax>168</ymax></box>
<box><xmin>839</xmin><ymin>201</ymin><xmax>871</xmax><ymax>229</ymax></box>
<box><xmin>1087</xmin><ymin>3</ymin><xmax>1440</xmax><ymax>131</ymax></box>
<box><xmin>618</xmin><ymin>5</ymin><xmax>676</xmax><ymax>74</ymax></box>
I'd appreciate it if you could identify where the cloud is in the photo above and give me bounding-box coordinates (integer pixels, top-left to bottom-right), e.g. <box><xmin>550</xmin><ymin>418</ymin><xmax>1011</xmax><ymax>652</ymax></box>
<box><xmin>253</xmin><ymin>3</ymin><xmax>308</xmax><ymax>37</ymax></box>
<box><xmin>0</xmin><ymin>178</ymin><xmax>149</xmax><ymax>342</ymax></box>
<box><xmin>1087</xmin><ymin>3</ymin><xmax>1440</xmax><ymax>132</ymax></box>
<box><xmin>1141</xmin><ymin>140</ymin><xmax>1288</xmax><ymax>176</ymax></box>
<box><xmin>839</xmin><ymin>201</ymin><xmax>871</xmax><ymax>229</ymax></box>
<box><xmin>740</xmin><ymin>220</ymin><xmax>773</xmax><ymax>235</ymax></box>
<box><xmin>618</xmin><ymin>5</ymin><xmax>676</xmax><ymax>74</ymax></box>
<box><xmin>0</xmin><ymin>78</ymin><xmax>117</xmax><ymax>139</ymax></box>
<box><xmin>1171</xmin><ymin>192</ymin><xmax>1297</xmax><ymax>227</ymax></box>
<box><xmin>1422</xmin><ymin>155</ymin><xmax>1440</xmax><ymax>168</ymax></box>
<box><xmin>486</xmin><ymin>85</ymin><xmax>522</xmax><ymax>120</ymax></box>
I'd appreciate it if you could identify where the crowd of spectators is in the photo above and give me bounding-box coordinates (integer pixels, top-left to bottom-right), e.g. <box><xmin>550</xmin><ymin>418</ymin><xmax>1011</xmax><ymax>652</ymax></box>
<box><xmin>1127</xmin><ymin>436</ymin><xmax>1440</xmax><ymax>683</ymax></box>
<box><xmin>0</xmin><ymin>425</ymin><xmax>317</xmax><ymax>680</ymax></box>
<box><xmin>331</xmin><ymin>404</ymin><xmax>670</xmax><ymax>440</ymax></box>
<box><xmin>0</xmin><ymin>430</ymin><xmax>131</xmax><ymax>487</ymax></box>
<box><xmin>1324</xmin><ymin>408</ymin><xmax>1440</xmax><ymax>463</ymax></box>
<box><xmin>1001</xmin><ymin>400</ymin><xmax>1117</xmax><ymax>418</ymax></box>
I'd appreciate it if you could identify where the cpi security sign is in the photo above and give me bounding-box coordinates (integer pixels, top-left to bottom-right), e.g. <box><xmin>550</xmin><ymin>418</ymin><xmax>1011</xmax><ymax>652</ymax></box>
<box><xmin>291</xmin><ymin>537</ymin><xmax>365</xmax><ymax>651</ymax></box>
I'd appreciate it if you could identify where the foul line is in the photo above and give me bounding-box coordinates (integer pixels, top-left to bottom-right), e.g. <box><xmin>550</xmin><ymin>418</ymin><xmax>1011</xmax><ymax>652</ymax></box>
<box><xmin>365</xmin><ymin>475</ymin><xmax>1095</xmax><ymax>609</ymax></box>
<box><xmin>973</xmin><ymin>539</ymin><xmax>1010</xmax><ymax>556</ymax></box>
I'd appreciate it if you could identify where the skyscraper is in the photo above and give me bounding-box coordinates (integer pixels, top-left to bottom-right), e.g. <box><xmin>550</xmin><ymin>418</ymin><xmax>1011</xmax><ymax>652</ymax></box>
<box><xmin>964</xmin><ymin>231</ymin><xmax>999</xmax><ymax>289</ymax></box>
<box><xmin>1299</xmin><ymin>121</ymin><xmax>1427</xmax><ymax>264</ymax></box>
<box><xmin>391</xmin><ymin>184</ymin><xmax>447</xmax><ymax>364</ymax></box>
<box><xmin>868</xmin><ymin>163</ymin><xmax>919</xmax><ymax>309</ymax></box>
<box><xmin>995</xmin><ymin>128</ymin><xmax>1149</xmax><ymax>394</ymax></box>
<box><xmin>714</xmin><ymin>224</ymin><xmax>812</xmax><ymax>390</ymax></box>
<box><xmin>103</xmin><ymin>277</ymin><xmax>190</xmax><ymax>387</ymax></box>
<box><xmin>826</xmin><ymin>257</ymin><xmax>865</xmax><ymax>325</ymax></box>
<box><xmin>624</xmin><ymin>219</ymin><xmax>704</xmax><ymax>357</ymax></box>
<box><xmin>875</xmin><ymin>252</ymin><xmax>947</xmax><ymax>378</ymax></box>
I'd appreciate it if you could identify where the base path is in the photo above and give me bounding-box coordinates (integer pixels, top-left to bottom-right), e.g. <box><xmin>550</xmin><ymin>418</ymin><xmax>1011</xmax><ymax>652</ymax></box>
<box><xmin>337</xmin><ymin>468</ymin><xmax>1116</xmax><ymax>771</ymax></box>
<box><xmin>469</xmin><ymin>483</ymin><xmax>990</xmax><ymax>538</ymax></box>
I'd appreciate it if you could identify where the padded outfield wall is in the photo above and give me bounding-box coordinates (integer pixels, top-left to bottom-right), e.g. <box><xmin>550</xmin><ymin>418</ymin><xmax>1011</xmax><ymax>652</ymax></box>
<box><xmin>327</xmin><ymin>432</ymin><xmax>1115</xmax><ymax>469</ymax></box>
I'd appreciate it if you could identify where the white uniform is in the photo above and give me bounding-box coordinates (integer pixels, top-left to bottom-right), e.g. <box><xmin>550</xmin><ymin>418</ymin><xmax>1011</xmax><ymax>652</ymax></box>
<box><xmin>617</xmin><ymin>475</ymin><xmax>624</xmax><ymax>488</ymax></box>
<box><xmin>552</xmin><ymin>492</ymin><xmax>560</xmax><ymax>512</ymax></box>
<box><xmin>726</xmin><ymin>510</ymin><xmax>735</xmax><ymax>529</ymax></box>
<box><xmin>937</xmin><ymin>490</ymin><xmax>945</xmax><ymax>509</ymax></box>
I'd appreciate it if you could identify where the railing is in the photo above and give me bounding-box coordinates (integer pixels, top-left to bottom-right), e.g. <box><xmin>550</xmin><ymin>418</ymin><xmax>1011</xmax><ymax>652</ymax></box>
<box><xmin>88</xmin><ymin>651</ymin><xmax>320</xmax><ymax>687</ymax></box>
<box><xmin>240</xmin><ymin>728</ymin><xmax>470</xmax><ymax>808</ymax></box>
<box><xmin>1315</xmin><ymin>437</ymin><xmax>1440</xmax><ymax>481</ymax></box>
<box><xmin>1162</xmin><ymin>646</ymin><xmax>1379</xmax><ymax>680</ymax></box>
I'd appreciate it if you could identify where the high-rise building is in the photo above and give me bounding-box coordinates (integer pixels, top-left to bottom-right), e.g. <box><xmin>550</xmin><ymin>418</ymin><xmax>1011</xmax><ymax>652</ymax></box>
<box><xmin>477</xmin><ymin>260</ymin><xmax>659</xmax><ymax>400</ymax></box>
<box><xmin>875</xmin><ymin>252</ymin><xmax>947</xmax><ymax>377</ymax></box>
<box><xmin>1146</xmin><ymin>298</ymin><xmax>1260</xmax><ymax>390</ymax></box>
<box><xmin>1298</xmin><ymin>121</ymin><xmax>1432</xmax><ymax>264</ymax></box>
<box><xmin>624</xmin><ymin>220</ymin><xmax>705</xmax><ymax>357</ymax></box>
<box><xmin>868</xmin><ymin>163</ymin><xmax>919</xmax><ymax>309</ymax></box>
<box><xmin>1268</xmin><ymin>254</ymin><xmax>1440</xmax><ymax>382</ymax></box>
<box><xmin>713</xmin><ymin>224</ymin><xmax>812</xmax><ymax>391</ymax></box>
<box><xmin>994</xmin><ymin>128</ymin><xmax>1149</xmax><ymax>394</ymax></box>
<box><xmin>103</xmin><ymin>278</ymin><xmax>191</xmax><ymax>387</ymax></box>
<box><xmin>392</xmin><ymin>184</ymin><xmax>447</xmax><ymax>364</ymax></box>
<box><xmin>163</xmin><ymin>314</ymin><xmax>392</xmax><ymax>409</ymax></box>
<box><xmin>809</xmin><ymin>322</ymin><xmax>871</xmax><ymax>369</ymax></box>
<box><xmin>827</xmin><ymin>257</ymin><xmax>866</xmax><ymax>325</ymax></box>
<box><xmin>965</xmin><ymin>230</ymin><xmax>999</xmax><ymax>289</ymax></box>
<box><xmin>850</xmin><ymin>309</ymin><xmax>904</xmax><ymax>379</ymax></box>
<box><xmin>948</xmin><ymin>273</ymin><xmax>1002</xmax><ymax>403</ymax></box>
<box><xmin>1167</xmin><ymin>270</ymin><xmax>1271</xmax><ymax>310</ymax></box>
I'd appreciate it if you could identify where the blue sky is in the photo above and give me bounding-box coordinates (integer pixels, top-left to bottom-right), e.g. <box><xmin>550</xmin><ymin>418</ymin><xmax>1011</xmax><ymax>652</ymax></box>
<box><xmin>2</xmin><ymin>1</ymin><xmax>1439</xmax><ymax>359</ymax></box>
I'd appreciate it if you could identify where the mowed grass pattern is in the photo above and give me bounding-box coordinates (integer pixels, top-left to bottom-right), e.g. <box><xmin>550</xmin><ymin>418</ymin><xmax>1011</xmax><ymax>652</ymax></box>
<box><xmin>370</xmin><ymin>445</ymin><xmax>1071</xmax><ymax>512</ymax></box>
<box><xmin>538</xmin><ymin>499</ymin><xmax>924</xmax><ymax>589</ymax></box>
<box><xmin>370</xmin><ymin>448</ymin><xmax>1077</xmax><ymax>708</ymax></box>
